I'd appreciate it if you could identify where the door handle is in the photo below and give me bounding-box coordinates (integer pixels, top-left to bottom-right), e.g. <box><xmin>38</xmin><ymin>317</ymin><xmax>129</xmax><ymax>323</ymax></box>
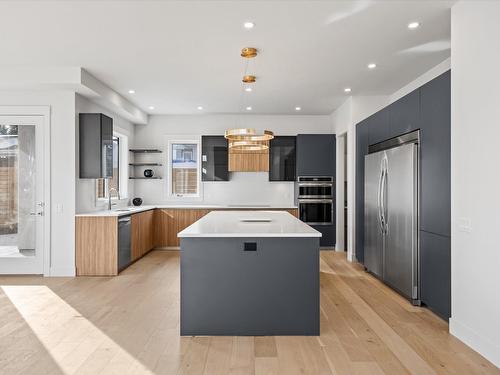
<box><xmin>377</xmin><ymin>165</ymin><xmax>385</xmax><ymax>233</ymax></box>
<box><xmin>381</xmin><ymin>159</ymin><xmax>388</xmax><ymax>234</ymax></box>
<box><xmin>30</xmin><ymin>211</ymin><xmax>44</xmax><ymax>216</ymax></box>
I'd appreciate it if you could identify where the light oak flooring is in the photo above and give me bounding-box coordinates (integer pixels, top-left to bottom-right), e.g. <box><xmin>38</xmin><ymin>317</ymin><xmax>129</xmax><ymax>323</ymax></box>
<box><xmin>0</xmin><ymin>250</ymin><xmax>498</xmax><ymax>375</ymax></box>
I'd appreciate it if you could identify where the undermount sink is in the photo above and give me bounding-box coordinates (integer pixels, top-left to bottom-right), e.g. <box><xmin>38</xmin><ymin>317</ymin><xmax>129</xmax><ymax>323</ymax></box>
<box><xmin>114</xmin><ymin>208</ymin><xmax>132</xmax><ymax>212</ymax></box>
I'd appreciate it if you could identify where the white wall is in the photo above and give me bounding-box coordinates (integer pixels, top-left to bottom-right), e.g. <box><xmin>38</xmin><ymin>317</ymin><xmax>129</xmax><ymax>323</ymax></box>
<box><xmin>75</xmin><ymin>94</ymin><xmax>136</xmax><ymax>213</ymax></box>
<box><xmin>0</xmin><ymin>91</ymin><xmax>76</xmax><ymax>276</ymax></box>
<box><xmin>134</xmin><ymin>114</ymin><xmax>332</xmax><ymax>206</ymax></box>
<box><xmin>450</xmin><ymin>1</ymin><xmax>500</xmax><ymax>367</ymax></box>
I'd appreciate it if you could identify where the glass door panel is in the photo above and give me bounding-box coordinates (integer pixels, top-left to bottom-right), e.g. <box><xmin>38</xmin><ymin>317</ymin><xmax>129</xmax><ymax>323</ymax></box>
<box><xmin>0</xmin><ymin>116</ymin><xmax>44</xmax><ymax>274</ymax></box>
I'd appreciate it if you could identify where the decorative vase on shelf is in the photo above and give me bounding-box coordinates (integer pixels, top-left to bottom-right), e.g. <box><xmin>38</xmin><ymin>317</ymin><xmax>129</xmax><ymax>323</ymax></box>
<box><xmin>132</xmin><ymin>198</ymin><xmax>143</xmax><ymax>206</ymax></box>
<box><xmin>144</xmin><ymin>169</ymin><xmax>154</xmax><ymax>178</ymax></box>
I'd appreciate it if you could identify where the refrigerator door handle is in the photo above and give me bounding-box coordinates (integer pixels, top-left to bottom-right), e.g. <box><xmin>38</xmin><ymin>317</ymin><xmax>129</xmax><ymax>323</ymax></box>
<box><xmin>377</xmin><ymin>163</ymin><xmax>385</xmax><ymax>234</ymax></box>
<box><xmin>381</xmin><ymin>160</ymin><xmax>388</xmax><ymax>233</ymax></box>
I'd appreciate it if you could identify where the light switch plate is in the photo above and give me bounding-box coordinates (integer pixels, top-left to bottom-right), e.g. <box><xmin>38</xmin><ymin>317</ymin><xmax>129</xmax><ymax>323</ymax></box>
<box><xmin>458</xmin><ymin>217</ymin><xmax>472</xmax><ymax>233</ymax></box>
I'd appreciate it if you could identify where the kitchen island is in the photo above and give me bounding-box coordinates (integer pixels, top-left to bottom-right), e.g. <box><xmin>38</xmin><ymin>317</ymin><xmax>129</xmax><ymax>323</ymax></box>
<box><xmin>178</xmin><ymin>210</ymin><xmax>321</xmax><ymax>336</ymax></box>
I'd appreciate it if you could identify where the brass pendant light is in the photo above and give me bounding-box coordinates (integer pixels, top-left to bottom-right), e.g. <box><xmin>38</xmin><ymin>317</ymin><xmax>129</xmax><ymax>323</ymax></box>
<box><xmin>225</xmin><ymin>129</ymin><xmax>274</xmax><ymax>151</ymax></box>
<box><xmin>224</xmin><ymin>47</ymin><xmax>274</xmax><ymax>152</ymax></box>
<box><xmin>242</xmin><ymin>75</ymin><xmax>256</xmax><ymax>83</ymax></box>
<box><xmin>241</xmin><ymin>47</ymin><xmax>257</xmax><ymax>58</ymax></box>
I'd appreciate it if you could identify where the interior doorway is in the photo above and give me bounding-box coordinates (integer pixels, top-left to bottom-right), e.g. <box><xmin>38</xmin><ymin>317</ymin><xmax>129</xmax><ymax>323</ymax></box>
<box><xmin>0</xmin><ymin>115</ymin><xmax>46</xmax><ymax>274</ymax></box>
<box><xmin>336</xmin><ymin>133</ymin><xmax>347</xmax><ymax>251</ymax></box>
<box><xmin>343</xmin><ymin>134</ymin><xmax>348</xmax><ymax>251</ymax></box>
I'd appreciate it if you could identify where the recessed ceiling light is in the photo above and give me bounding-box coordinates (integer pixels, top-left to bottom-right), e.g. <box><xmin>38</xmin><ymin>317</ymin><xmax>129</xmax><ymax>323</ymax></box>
<box><xmin>295</xmin><ymin>107</ymin><xmax>302</xmax><ymax>111</ymax></box>
<box><xmin>148</xmin><ymin>106</ymin><xmax>155</xmax><ymax>110</ymax></box>
<box><xmin>408</xmin><ymin>21</ymin><xmax>420</xmax><ymax>30</ymax></box>
<box><xmin>246</xmin><ymin>106</ymin><xmax>252</xmax><ymax>111</ymax></box>
<box><xmin>128</xmin><ymin>89</ymin><xmax>135</xmax><ymax>94</ymax></box>
<box><xmin>344</xmin><ymin>87</ymin><xmax>352</xmax><ymax>93</ymax></box>
<box><xmin>368</xmin><ymin>63</ymin><xmax>377</xmax><ymax>69</ymax></box>
<box><xmin>197</xmin><ymin>106</ymin><xmax>203</xmax><ymax>110</ymax></box>
<box><xmin>244</xmin><ymin>87</ymin><xmax>253</xmax><ymax>92</ymax></box>
<box><xmin>243</xmin><ymin>21</ymin><xmax>255</xmax><ymax>29</ymax></box>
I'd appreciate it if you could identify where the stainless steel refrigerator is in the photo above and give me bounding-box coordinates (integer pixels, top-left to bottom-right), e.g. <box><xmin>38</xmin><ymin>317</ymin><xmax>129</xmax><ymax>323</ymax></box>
<box><xmin>364</xmin><ymin>131</ymin><xmax>420</xmax><ymax>304</ymax></box>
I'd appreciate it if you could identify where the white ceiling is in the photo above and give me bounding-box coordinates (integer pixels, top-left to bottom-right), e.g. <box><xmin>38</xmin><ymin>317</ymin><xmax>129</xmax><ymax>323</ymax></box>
<box><xmin>0</xmin><ymin>1</ymin><xmax>454</xmax><ymax>115</ymax></box>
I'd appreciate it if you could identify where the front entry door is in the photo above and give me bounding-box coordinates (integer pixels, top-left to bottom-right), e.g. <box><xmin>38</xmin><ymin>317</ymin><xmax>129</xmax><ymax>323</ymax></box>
<box><xmin>0</xmin><ymin>116</ymin><xmax>45</xmax><ymax>274</ymax></box>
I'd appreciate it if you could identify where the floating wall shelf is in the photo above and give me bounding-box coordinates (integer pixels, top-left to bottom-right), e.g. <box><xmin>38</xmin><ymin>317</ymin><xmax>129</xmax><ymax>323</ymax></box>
<box><xmin>129</xmin><ymin>177</ymin><xmax>163</xmax><ymax>180</ymax></box>
<box><xmin>129</xmin><ymin>149</ymin><xmax>162</xmax><ymax>153</ymax></box>
<box><xmin>129</xmin><ymin>163</ymin><xmax>163</xmax><ymax>166</ymax></box>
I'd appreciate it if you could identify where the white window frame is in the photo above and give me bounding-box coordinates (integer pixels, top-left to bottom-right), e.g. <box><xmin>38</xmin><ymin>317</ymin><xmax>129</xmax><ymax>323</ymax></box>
<box><xmin>165</xmin><ymin>136</ymin><xmax>202</xmax><ymax>201</ymax></box>
<box><xmin>96</xmin><ymin>131</ymin><xmax>129</xmax><ymax>202</ymax></box>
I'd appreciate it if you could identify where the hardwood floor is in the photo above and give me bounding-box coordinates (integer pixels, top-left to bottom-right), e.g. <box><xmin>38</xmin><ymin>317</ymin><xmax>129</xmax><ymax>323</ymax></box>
<box><xmin>0</xmin><ymin>251</ymin><xmax>498</xmax><ymax>375</ymax></box>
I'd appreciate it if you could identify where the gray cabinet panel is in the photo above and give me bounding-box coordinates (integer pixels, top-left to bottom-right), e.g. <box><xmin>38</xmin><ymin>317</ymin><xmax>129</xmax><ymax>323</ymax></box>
<box><xmin>79</xmin><ymin>113</ymin><xmax>113</xmax><ymax>179</ymax></box>
<box><xmin>312</xmin><ymin>224</ymin><xmax>335</xmax><ymax>247</ymax></box>
<box><xmin>202</xmin><ymin>136</ymin><xmax>228</xmax><ymax>181</ymax></box>
<box><xmin>296</xmin><ymin>134</ymin><xmax>336</xmax><ymax>177</ymax></box>
<box><xmin>181</xmin><ymin>237</ymin><xmax>319</xmax><ymax>335</ymax></box>
<box><xmin>367</xmin><ymin>109</ymin><xmax>390</xmax><ymax>145</ymax></box>
<box><xmin>420</xmin><ymin>71</ymin><xmax>451</xmax><ymax>236</ymax></box>
<box><xmin>420</xmin><ymin>230</ymin><xmax>451</xmax><ymax>319</ymax></box>
<box><xmin>388</xmin><ymin>90</ymin><xmax>420</xmax><ymax>138</ymax></box>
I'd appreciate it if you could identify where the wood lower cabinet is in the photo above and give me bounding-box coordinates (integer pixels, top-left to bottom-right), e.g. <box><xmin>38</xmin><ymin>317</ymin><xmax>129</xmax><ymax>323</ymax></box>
<box><xmin>155</xmin><ymin>208</ymin><xmax>299</xmax><ymax>248</ymax></box>
<box><xmin>76</xmin><ymin>207</ymin><xmax>299</xmax><ymax>275</ymax></box>
<box><xmin>76</xmin><ymin>210</ymin><xmax>156</xmax><ymax>276</ymax></box>
<box><xmin>76</xmin><ymin>216</ymin><xmax>118</xmax><ymax>276</ymax></box>
<box><xmin>155</xmin><ymin>209</ymin><xmax>211</xmax><ymax>248</ymax></box>
<box><xmin>131</xmin><ymin>209</ymin><xmax>155</xmax><ymax>261</ymax></box>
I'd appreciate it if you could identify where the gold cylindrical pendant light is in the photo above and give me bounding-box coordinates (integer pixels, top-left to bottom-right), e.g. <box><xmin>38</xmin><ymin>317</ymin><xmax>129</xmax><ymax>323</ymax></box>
<box><xmin>242</xmin><ymin>75</ymin><xmax>256</xmax><ymax>83</ymax></box>
<box><xmin>241</xmin><ymin>47</ymin><xmax>257</xmax><ymax>58</ymax></box>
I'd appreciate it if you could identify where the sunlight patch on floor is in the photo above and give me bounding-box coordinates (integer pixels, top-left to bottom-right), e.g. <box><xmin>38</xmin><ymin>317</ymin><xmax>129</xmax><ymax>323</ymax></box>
<box><xmin>1</xmin><ymin>285</ymin><xmax>155</xmax><ymax>374</ymax></box>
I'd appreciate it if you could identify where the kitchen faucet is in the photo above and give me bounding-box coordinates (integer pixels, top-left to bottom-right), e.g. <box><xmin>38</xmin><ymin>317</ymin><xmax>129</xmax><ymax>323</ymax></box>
<box><xmin>108</xmin><ymin>187</ymin><xmax>120</xmax><ymax>210</ymax></box>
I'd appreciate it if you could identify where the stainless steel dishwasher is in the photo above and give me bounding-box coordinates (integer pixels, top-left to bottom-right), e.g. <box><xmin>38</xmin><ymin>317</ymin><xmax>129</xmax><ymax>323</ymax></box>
<box><xmin>118</xmin><ymin>216</ymin><xmax>131</xmax><ymax>271</ymax></box>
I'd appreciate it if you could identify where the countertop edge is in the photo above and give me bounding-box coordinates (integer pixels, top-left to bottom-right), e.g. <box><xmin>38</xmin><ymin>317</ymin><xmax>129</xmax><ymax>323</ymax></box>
<box><xmin>177</xmin><ymin>233</ymin><xmax>322</xmax><ymax>238</ymax></box>
<box><xmin>76</xmin><ymin>205</ymin><xmax>299</xmax><ymax>217</ymax></box>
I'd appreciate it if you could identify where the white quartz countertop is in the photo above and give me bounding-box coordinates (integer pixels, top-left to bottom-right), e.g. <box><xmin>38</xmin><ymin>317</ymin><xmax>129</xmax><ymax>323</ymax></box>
<box><xmin>177</xmin><ymin>210</ymin><xmax>321</xmax><ymax>238</ymax></box>
<box><xmin>75</xmin><ymin>204</ymin><xmax>298</xmax><ymax>217</ymax></box>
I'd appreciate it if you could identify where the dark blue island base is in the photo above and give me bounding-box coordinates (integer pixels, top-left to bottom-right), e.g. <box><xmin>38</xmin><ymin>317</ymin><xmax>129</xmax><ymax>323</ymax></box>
<box><xmin>180</xmin><ymin>237</ymin><xmax>320</xmax><ymax>336</ymax></box>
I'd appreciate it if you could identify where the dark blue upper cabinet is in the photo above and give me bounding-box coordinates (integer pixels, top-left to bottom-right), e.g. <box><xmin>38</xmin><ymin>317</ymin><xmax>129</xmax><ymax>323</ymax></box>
<box><xmin>367</xmin><ymin>108</ymin><xmax>390</xmax><ymax>145</ymax></box>
<box><xmin>269</xmin><ymin>136</ymin><xmax>296</xmax><ymax>181</ymax></box>
<box><xmin>79</xmin><ymin>113</ymin><xmax>113</xmax><ymax>179</ymax></box>
<box><xmin>420</xmin><ymin>71</ymin><xmax>451</xmax><ymax>236</ymax></box>
<box><xmin>388</xmin><ymin>90</ymin><xmax>420</xmax><ymax>138</ymax></box>
<box><xmin>296</xmin><ymin>134</ymin><xmax>336</xmax><ymax>177</ymax></box>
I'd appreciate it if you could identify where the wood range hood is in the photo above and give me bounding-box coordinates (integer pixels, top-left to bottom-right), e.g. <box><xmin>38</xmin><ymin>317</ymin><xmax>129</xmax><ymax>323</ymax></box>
<box><xmin>228</xmin><ymin>141</ymin><xmax>269</xmax><ymax>172</ymax></box>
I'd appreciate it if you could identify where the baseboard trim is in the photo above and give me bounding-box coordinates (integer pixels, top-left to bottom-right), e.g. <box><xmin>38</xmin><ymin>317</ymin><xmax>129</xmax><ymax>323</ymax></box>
<box><xmin>154</xmin><ymin>246</ymin><xmax>180</xmax><ymax>251</ymax></box>
<box><xmin>49</xmin><ymin>267</ymin><xmax>76</xmax><ymax>277</ymax></box>
<box><xmin>449</xmin><ymin>318</ymin><xmax>500</xmax><ymax>368</ymax></box>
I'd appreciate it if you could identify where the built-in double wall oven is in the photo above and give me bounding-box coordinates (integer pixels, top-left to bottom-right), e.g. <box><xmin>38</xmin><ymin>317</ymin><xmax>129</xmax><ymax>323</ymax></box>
<box><xmin>298</xmin><ymin>176</ymin><xmax>334</xmax><ymax>225</ymax></box>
